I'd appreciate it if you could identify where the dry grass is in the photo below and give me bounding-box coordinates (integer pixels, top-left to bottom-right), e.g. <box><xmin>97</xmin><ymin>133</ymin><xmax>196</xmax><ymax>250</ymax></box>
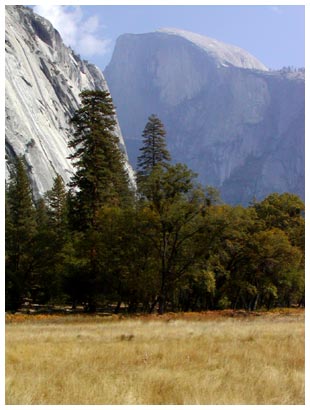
<box><xmin>5</xmin><ymin>310</ymin><xmax>304</xmax><ymax>405</ymax></box>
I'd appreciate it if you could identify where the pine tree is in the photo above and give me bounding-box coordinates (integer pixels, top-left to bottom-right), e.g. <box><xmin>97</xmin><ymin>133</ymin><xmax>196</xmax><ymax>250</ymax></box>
<box><xmin>67</xmin><ymin>90</ymin><xmax>133</xmax><ymax>311</ymax></box>
<box><xmin>68</xmin><ymin>90</ymin><xmax>132</xmax><ymax>230</ymax></box>
<box><xmin>137</xmin><ymin>114</ymin><xmax>171</xmax><ymax>182</ymax></box>
<box><xmin>39</xmin><ymin>175</ymin><xmax>70</xmax><ymax>301</ymax></box>
<box><xmin>29</xmin><ymin>198</ymin><xmax>55</xmax><ymax>304</ymax></box>
<box><xmin>45</xmin><ymin>174</ymin><xmax>68</xmax><ymax>242</ymax></box>
<box><xmin>5</xmin><ymin>156</ymin><xmax>37</xmax><ymax>310</ymax></box>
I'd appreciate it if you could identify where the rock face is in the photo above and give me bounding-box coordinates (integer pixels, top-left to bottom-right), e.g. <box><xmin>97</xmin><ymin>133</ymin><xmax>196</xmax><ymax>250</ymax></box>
<box><xmin>5</xmin><ymin>5</ymin><xmax>134</xmax><ymax>198</ymax></box>
<box><xmin>104</xmin><ymin>28</ymin><xmax>304</xmax><ymax>204</ymax></box>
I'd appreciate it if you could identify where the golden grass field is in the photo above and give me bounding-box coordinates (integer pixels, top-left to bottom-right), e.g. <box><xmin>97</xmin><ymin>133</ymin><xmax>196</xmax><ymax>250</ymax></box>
<box><xmin>5</xmin><ymin>309</ymin><xmax>304</xmax><ymax>405</ymax></box>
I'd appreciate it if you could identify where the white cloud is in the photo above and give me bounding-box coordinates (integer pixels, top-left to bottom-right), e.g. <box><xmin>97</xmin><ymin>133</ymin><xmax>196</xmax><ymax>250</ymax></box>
<box><xmin>270</xmin><ymin>6</ymin><xmax>283</xmax><ymax>15</ymax></box>
<box><xmin>33</xmin><ymin>5</ymin><xmax>110</xmax><ymax>58</ymax></box>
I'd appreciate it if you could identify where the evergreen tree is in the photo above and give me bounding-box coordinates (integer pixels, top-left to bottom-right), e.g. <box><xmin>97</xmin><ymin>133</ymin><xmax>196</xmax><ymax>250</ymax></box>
<box><xmin>68</xmin><ymin>90</ymin><xmax>132</xmax><ymax>230</ymax></box>
<box><xmin>28</xmin><ymin>198</ymin><xmax>57</xmax><ymax>304</ymax></box>
<box><xmin>5</xmin><ymin>156</ymin><xmax>37</xmax><ymax>310</ymax></box>
<box><xmin>45</xmin><ymin>174</ymin><xmax>68</xmax><ymax>243</ymax></box>
<box><xmin>67</xmin><ymin>90</ymin><xmax>133</xmax><ymax>311</ymax></box>
<box><xmin>39</xmin><ymin>175</ymin><xmax>71</xmax><ymax>302</ymax></box>
<box><xmin>137</xmin><ymin>114</ymin><xmax>171</xmax><ymax>182</ymax></box>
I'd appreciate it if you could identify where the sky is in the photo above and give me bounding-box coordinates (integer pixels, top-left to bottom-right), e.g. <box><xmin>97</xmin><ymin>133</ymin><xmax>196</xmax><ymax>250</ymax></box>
<box><xmin>30</xmin><ymin>4</ymin><xmax>305</xmax><ymax>71</ymax></box>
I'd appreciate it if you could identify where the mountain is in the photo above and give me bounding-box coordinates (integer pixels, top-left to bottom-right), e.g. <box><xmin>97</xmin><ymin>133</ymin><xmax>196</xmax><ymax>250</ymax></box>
<box><xmin>5</xmin><ymin>5</ymin><xmax>135</xmax><ymax>198</ymax></box>
<box><xmin>104</xmin><ymin>28</ymin><xmax>305</xmax><ymax>205</ymax></box>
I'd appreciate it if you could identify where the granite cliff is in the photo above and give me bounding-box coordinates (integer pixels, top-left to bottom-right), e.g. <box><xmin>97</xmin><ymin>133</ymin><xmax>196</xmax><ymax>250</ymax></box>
<box><xmin>5</xmin><ymin>5</ymin><xmax>134</xmax><ymax>198</ymax></box>
<box><xmin>104</xmin><ymin>29</ymin><xmax>304</xmax><ymax>204</ymax></box>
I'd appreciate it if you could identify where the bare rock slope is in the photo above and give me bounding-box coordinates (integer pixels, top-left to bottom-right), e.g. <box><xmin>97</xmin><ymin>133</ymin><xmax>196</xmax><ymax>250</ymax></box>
<box><xmin>5</xmin><ymin>5</ymin><xmax>134</xmax><ymax>197</ymax></box>
<box><xmin>104</xmin><ymin>28</ymin><xmax>304</xmax><ymax>204</ymax></box>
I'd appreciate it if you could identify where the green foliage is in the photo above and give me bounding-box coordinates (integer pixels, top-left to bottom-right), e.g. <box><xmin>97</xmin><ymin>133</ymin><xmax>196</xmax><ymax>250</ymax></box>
<box><xmin>68</xmin><ymin>89</ymin><xmax>132</xmax><ymax>229</ymax></box>
<box><xmin>177</xmin><ymin>269</ymin><xmax>216</xmax><ymax>311</ymax></box>
<box><xmin>5</xmin><ymin>156</ymin><xmax>37</xmax><ymax>310</ymax></box>
<box><xmin>137</xmin><ymin>114</ymin><xmax>171</xmax><ymax>183</ymax></box>
<box><xmin>196</xmin><ymin>202</ymin><xmax>304</xmax><ymax>310</ymax></box>
<box><xmin>65</xmin><ymin>90</ymin><xmax>134</xmax><ymax>310</ymax></box>
<box><xmin>137</xmin><ymin>163</ymin><xmax>210</xmax><ymax>313</ymax></box>
<box><xmin>39</xmin><ymin>176</ymin><xmax>70</xmax><ymax>302</ymax></box>
<box><xmin>5</xmin><ymin>110</ymin><xmax>305</xmax><ymax>313</ymax></box>
<box><xmin>6</xmin><ymin>162</ymin><xmax>72</xmax><ymax>309</ymax></box>
<box><xmin>45</xmin><ymin>174</ymin><xmax>68</xmax><ymax>242</ymax></box>
<box><xmin>252</xmin><ymin>192</ymin><xmax>305</xmax><ymax>249</ymax></box>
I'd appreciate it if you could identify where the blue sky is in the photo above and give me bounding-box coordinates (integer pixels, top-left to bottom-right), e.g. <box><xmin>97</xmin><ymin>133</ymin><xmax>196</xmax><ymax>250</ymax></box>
<box><xmin>31</xmin><ymin>4</ymin><xmax>305</xmax><ymax>71</ymax></box>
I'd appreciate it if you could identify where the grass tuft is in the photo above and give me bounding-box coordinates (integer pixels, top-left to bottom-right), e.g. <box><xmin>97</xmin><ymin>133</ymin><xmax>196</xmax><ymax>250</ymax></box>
<box><xmin>5</xmin><ymin>310</ymin><xmax>304</xmax><ymax>405</ymax></box>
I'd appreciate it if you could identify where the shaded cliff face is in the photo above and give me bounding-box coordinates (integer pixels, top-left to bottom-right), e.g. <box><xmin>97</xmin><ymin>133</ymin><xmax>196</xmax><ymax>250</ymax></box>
<box><xmin>104</xmin><ymin>29</ymin><xmax>304</xmax><ymax>205</ymax></box>
<box><xmin>5</xmin><ymin>5</ymin><xmax>134</xmax><ymax>197</ymax></box>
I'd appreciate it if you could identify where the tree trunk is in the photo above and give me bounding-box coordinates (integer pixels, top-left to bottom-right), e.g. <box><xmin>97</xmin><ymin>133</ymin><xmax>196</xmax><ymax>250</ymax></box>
<box><xmin>149</xmin><ymin>297</ymin><xmax>158</xmax><ymax>314</ymax></box>
<box><xmin>158</xmin><ymin>294</ymin><xmax>165</xmax><ymax>315</ymax></box>
<box><xmin>114</xmin><ymin>300</ymin><xmax>121</xmax><ymax>314</ymax></box>
<box><xmin>233</xmin><ymin>289</ymin><xmax>241</xmax><ymax>310</ymax></box>
<box><xmin>252</xmin><ymin>293</ymin><xmax>260</xmax><ymax>311</ymax></box>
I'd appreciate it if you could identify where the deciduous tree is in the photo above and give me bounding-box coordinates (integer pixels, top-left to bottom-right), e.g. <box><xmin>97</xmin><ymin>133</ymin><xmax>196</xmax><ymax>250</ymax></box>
<box><xmin>139</xmin><ymin>163</ymin><xmax>208</xmax><ymax>314</ymax></box>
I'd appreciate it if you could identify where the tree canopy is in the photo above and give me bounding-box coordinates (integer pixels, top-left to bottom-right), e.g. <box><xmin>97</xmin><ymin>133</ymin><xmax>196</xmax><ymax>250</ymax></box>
<box><xmin>137</xmin><ymin>114</ymin><xmax>171</xmax><ymax>183</ymax></box>
<box><xmin>5</xmin><ymin>108</ymin><xmax>305</xmax><ymax>313</ymax></box>
<box><xmin>68</xmin><ymin>89</ymin><xmax>132</xmax><ymax>229</ymax></box>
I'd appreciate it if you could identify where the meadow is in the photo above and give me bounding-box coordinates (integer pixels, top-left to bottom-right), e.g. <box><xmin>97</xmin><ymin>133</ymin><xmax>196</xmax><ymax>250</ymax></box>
<box><xmin>5</xmin><ymin>309</ymin><xmax>304</xmax><ymax>405</ymax></box>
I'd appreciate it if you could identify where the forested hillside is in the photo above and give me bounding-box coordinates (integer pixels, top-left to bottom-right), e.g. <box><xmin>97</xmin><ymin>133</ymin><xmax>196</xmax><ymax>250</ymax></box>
<box><xmin>6</xmin><ymin>91</ymin><xmax>304</xmax><ymax>314</ymax></box>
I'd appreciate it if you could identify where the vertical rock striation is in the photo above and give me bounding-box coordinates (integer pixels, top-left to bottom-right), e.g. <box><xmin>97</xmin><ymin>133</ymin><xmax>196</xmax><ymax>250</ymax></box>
<box><xmin>5</xmin><ymin>5</ymin><xmax>135</xmax><ymax>198</ymax></box>
<box><xmin>104</xmin><ymin>28</ymin><xmax>304</xmax><ymax>204</ymax></box>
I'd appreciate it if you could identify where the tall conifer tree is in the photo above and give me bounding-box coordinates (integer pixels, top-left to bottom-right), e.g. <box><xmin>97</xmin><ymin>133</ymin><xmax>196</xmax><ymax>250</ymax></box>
<box><xmin>5</xmin><ymin>156</ymin><xmax>37</xmax><ymax>310</ymax></box>
<box><xmin>45</xmin><ymin>174</ymin><xmax>68</xmax><ymax>242</ymax></box>
<box><xmin>68</xmin><ymin>90</ymin><xmax>131</xmax><ymax>230</ymax></box>
<box><xmin>137</xmin><ymin>114</ymin><xmax>171</xmax><ymax>182</ymax></box>
<box><xmin>67</xmin><ymin>90</ymin><xmax>132</xmax><ymax>311</ymax></box>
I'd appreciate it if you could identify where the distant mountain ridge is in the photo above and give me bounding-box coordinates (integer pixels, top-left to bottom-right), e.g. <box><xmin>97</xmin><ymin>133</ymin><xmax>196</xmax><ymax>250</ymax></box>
<box><xmin>157</xmin><ymin>28</ymin><xmax>268</xmax><ymax>71</ymax></box>
<box><xmin>5</xmin><ymin>7</ymin><xmax>304</xmax><ymax>205</ymax></box>
<box><xmin>5</xmin><ymin>5</ymin><xmax>134</xmax><ymax>198</ymax></box>
<box><xmin>104</xmin><ymin>29</ymin><xmax>304</xmax><ymax>204</ymax></box>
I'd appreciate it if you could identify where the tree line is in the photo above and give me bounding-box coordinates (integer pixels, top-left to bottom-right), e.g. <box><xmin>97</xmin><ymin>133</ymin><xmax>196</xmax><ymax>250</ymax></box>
<box><xmin>5</xmin><ymin>90</ymin><xmax>305</xmax><ymax>314</ymax></box>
